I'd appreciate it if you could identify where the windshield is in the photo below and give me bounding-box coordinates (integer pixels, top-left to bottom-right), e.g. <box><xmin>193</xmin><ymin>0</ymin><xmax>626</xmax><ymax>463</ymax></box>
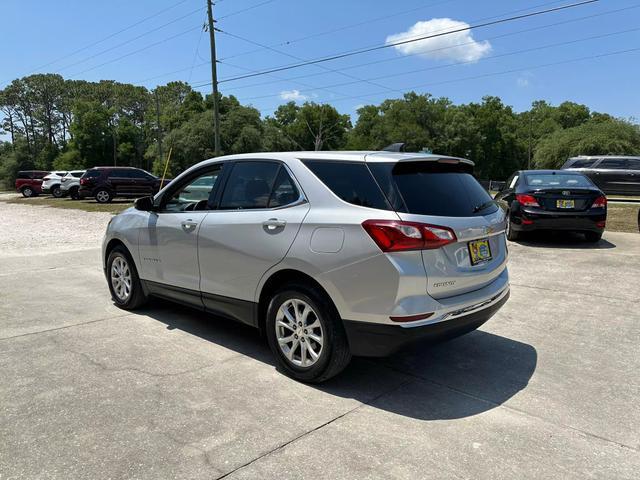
<box><xmin>525</xmin><ymin>174</ymin><xmax>592</xmax><ymax>188</ymax></box>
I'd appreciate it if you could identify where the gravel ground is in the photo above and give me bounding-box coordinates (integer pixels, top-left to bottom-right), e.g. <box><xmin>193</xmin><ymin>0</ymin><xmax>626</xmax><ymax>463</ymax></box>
<box><xmin>0</xmin><ymin>194</ymin><xmax>111</xmax><ymax>258</ymax></box>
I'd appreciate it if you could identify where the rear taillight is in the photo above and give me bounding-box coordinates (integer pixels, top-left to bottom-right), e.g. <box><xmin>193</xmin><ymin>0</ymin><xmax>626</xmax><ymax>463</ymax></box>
<box><xmin>591</xmin><ymin>195</ymin><xmax>607</xmax><ymax>209</ymax></box>
<box><xmin>80</xmin><ymin>178</ymin><xmax>88</xmax><ymax>185</ymax></box>
<box><xmin>362</xmin><ymin>220</ymin><xmax>457</xmax><ymax>252</ymax></box>
<box><xmin>516</xmin><ymin>194</ymin><xmax>540</xmax><ymax>207</ymax></box>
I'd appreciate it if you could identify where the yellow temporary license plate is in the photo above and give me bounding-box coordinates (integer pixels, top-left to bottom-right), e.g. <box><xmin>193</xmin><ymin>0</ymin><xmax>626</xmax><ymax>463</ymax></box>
<box><xmin>556</xmin><ymin>199</ymin><xmax>575</xmax><ymax>208</ymax></box>
<box><xmin>468</xmin><ymin>238</ymin><xmax>492</xmax><ymax>266</ymax></box>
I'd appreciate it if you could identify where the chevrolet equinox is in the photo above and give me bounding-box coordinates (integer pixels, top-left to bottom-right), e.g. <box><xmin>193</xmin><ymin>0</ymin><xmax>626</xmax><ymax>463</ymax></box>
<box><xmin>102</xmin><ymin>151</ymin><xmax>510</xmax><ymax>382</ymax></box>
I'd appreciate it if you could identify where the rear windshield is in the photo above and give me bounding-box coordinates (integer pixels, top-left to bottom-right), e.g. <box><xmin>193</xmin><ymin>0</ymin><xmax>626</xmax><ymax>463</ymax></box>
<box><xmin>369</xmin><ymin>162</ymin><xmax>497</xmax><ymax>217</ymax></box>
<box><xmin>83</xmin><ymin>170</ymin><xmax>102</xmax><ymax>178</ymax></box>
<box><xmin>525</xmin><ymin>174</ymin><xmax>592</xmax><ymax>187</ymax></box>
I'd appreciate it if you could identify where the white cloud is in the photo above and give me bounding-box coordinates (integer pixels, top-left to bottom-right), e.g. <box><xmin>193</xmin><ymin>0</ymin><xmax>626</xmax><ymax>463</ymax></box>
<box><xmin>386</xmin><ymin>18</ymin><xmax>491</xmax><ymax>62</ymax></box>
<box><xmin>280</xmin><ymin>89</ymin><xmax>308</xmax><ymax>102</ymax></box>
<box><xmin>517</xmin><ymin>71</ymin><xmax>533</xmax><ymax>88</ymax></box>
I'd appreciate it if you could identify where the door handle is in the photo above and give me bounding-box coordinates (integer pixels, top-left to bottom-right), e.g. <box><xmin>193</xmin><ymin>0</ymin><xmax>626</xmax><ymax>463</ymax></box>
<box><xmin>181</xmin><ymin>220</ymin><xmax>198</xmax><ymax>232</ymax></box>
<box><xmin>263</xmin><ymin>218</ymin><xmax>286</xmax><ymax>230</ymax></box>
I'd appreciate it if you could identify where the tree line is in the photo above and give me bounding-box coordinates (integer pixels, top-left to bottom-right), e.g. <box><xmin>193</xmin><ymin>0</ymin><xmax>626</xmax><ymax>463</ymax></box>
<box><xmin>1</xmin><ymin>73</ymin><xmax>639</xmax><ymax>186</ymax></box>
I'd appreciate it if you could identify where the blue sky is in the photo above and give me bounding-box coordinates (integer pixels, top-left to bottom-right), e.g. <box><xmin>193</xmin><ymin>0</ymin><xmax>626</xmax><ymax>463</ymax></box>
<box><xmin>2</xmin><ymin>0</ymin><xmax>639</xmax><ymax>121</ymax></box>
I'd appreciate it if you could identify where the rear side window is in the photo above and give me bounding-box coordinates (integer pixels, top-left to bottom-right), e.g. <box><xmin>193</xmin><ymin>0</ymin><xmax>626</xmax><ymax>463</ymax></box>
<box><xmin>219</xmin><ymin>161</ymin><xmax>280</xmax><ymax>209</ymax></box>
<box><xmin>268</xmin><ymin>168</ymin><xmax>300</xmax><ymax>208</ymax></box>
<box><xmin>627</xmin><ymin>159</ymin><xmax>640</xmax><ymax>170</ymax></box>
<box><xmin>566</xmin><ymin>158</ymin><xmax>597</xmax><ymax>168</ymax></box>
<box><xmin>598</xmin><ymin>158</ymin><xmax>626</xmax><ymax>169</ymax></box>
<box><xmin>369</xmin><ymin>162</ymin><xmax>497</xmax><ymax>217</ymax></box>
<box><xmin>71</xmin><ymin>171</ymin><xmax>84</xmax><ymax>178</ymax></box>
<box><xmin>84</xmin><ymin>170</ymin><xmax>102</xmax><ymax>178</ymax></box>
<box><xmin>303</xmin><ymin>161</ymin><xmax>391</xmax><ymax>210</ymax></box>
<box><xmin>17</xmin><ymin>172</ymin><xmax>30</xmax><ymax>179</ymax></box>
<box><xmin>33</xmin><ymin>172</ymin><xmax>48</xmax><ymax>179</ymax></box>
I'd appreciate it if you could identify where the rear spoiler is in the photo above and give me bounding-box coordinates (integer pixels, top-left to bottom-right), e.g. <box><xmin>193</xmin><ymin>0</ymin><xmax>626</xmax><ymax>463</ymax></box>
<box><xmin>366</xmin><ymin>151</ymin><xmax>475</xmax><ymax>167</ymax></box>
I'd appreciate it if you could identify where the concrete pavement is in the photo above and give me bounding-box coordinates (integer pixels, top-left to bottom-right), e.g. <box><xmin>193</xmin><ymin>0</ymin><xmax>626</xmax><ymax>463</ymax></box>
<box><xmin>1</xmin><ymin>231</ymin><xmax>639</xmax><ymax>479</ymax></box>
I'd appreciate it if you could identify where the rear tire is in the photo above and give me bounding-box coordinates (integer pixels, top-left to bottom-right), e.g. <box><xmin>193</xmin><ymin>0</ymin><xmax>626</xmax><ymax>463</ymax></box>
<box><xmin>106</xmin><ymin>246</ymin><xmax>148</xmax><ymax>310</ymax></box>
<box><xmin>95</xmin><ymin>188</ymin><xmax>113</xmax><ymax>203</ymax></box>
<box><xmin>70</xmin><ymin>187</ymin><xmax>80</xmax><ymax>200</ymax></box>
<box><xmin>584</xmin><ymin>231</ymin><xmax>602</xmax><ymax>243</ymax></box>
<box><xmin>21</xmin><ymin>186</ymin><xmax>34</xmax><ymax>198</ymax></box>
<box><xmin>51</xmin><ymin>185</ymin><xmax>63</xmax><ymax>198</ymax></box>
<box><xmin>266</xmin><ymin>283</ymin><xmax>351</xmax><ymax>383</ymax></box>
<box><xmin>505</xmin><ymin>212</ymin><xmax>520</xmax><ymax>241</ymax></box>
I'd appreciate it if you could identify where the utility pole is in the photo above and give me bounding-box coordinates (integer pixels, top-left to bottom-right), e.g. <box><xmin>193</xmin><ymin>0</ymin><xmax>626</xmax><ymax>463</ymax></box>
<box><xmin>154</xmin><ymin>90</ymin><xmax>164</xmax><ymax>170</ymax></box>
<box><xmin>206</xmin><ymin>0</ymin><xmax>221</xmax><ymax>156</ymax></box>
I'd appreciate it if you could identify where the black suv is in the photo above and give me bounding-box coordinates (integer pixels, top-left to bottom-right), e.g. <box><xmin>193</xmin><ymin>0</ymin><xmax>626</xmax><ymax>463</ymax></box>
<box><xmin>561</xmin><ymin>156</ymin><xmax>640</xmax><ymax>196</ymax></box>
<box><xmin>79</xmin><ymin>167</ymin><xmax>168</xmax><ymax>203</ymax></box>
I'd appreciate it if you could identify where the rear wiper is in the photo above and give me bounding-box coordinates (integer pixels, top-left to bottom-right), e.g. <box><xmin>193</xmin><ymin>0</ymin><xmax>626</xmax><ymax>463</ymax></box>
<box><xmin>473</xmin><ymin>200</ymin><xmax>497</xmax><ymax>213</ymax></box>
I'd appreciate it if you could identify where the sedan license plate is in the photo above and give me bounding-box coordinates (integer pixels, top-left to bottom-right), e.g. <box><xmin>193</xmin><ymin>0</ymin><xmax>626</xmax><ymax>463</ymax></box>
<box><xmin>468</xmin><ymin>238</ymin><xmax>492</xmax><ymax>266</ymax></box>
<box><xmin>556</xmin><ymin>199</ymin><xmax>575</xmax><ymax>209</ymax></box>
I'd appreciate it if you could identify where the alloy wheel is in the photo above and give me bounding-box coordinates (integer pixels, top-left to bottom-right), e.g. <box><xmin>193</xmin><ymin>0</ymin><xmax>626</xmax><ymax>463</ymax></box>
<box><xmin>96</xmin><ymin>190</ymin><xmax>110</xmax><ymax>203</ymax></box>
<box><xmin>275</xmin><ymin>298</ymin><xmax>324</xmax><ymax>368</ymax></box>
<box><xmin>110</xmin><ymin>256</ymin><xmax>132</xmax><ymax>302</ymax></box>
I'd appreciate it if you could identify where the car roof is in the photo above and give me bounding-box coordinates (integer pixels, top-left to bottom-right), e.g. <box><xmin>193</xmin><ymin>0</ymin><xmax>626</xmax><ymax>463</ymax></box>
<box><xmin>569</xmin><ymin>155</ymin><xmax>640</xmax><ymax>160</ymax></box>
<box><xmin>199</xmin><ymin>151</ymin><xmax>474</xmax><ymax>166</ymax></box>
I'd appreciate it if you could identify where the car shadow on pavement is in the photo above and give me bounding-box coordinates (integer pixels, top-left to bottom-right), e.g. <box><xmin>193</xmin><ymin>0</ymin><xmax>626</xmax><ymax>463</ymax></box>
<box><xmin>514</xmin><ymin>231</ymin><xmax>616</xmax><ymax>249</ymax></box>
<box><xmin>141</xmin><ymin>299</ymin><xmax>537</xmax><ymax>421</ymax></box>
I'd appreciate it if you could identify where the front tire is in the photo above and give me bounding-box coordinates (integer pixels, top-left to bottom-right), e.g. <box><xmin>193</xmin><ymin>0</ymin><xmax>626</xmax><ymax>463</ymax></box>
<box><xmin>106</xmin><ymin>246</ymin><xmax>148</xmax><ymax>310</ymax></box>
<box><xmin>266</xmin><ymin>284</ymin><xmax>351</xmax><ymax>383</ymax></box>
<box><xmin>95</xmin><ymin>188</ymin><xmax>113</xmax><ymax>203</ymax></box>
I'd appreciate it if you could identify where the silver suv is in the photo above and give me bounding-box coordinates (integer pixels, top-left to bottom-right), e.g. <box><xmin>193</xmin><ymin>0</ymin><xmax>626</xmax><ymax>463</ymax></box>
<box><xmin>102</xmin><ymin>152</ymin><xmax>509</xmax><ymax>382</ymax></box>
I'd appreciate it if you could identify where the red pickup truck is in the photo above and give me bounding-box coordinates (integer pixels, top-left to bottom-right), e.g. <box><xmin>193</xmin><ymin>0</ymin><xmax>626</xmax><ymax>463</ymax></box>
<box><xmin>15</xmin><ymin>171</ymin><xmax>49</xmax><ymax>197</ymax></box>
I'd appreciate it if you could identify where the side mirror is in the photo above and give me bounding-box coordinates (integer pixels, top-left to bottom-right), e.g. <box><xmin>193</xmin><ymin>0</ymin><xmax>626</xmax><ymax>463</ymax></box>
<box><xmin>134</xmin><ymin>196</ymin><xmax>156</xmax><ymax>212</ymax></box>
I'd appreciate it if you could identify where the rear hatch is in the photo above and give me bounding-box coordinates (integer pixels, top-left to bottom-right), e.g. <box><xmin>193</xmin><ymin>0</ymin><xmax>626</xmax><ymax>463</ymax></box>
<box><xmin>368</xmin><ymin>159</ymin><xmax>507</xmax><ymax>299</ymax></box>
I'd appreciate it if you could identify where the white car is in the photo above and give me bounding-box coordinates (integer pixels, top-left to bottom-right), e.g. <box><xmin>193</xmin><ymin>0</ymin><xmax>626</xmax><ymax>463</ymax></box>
<box><xmin>59</xmin><ymin>170</ymin><xmax>86</xmax><ymax>200</ymax></box>
<box><xmin>41</xmin><ymin>171</ymin><xmax>68</xmax><ymax>198</ymax></box>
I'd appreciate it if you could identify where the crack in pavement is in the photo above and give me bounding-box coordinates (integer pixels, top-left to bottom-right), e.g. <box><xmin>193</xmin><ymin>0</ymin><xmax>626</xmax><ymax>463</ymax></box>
<box><xmin>213</xmin><ymin>378</ymin><xmax>415</xmax><ymax>480</ymax></box>
<box><xmin>0</xmin><ymin>313</ymin><xmax>131</xmax><ymax>341</ymax></box>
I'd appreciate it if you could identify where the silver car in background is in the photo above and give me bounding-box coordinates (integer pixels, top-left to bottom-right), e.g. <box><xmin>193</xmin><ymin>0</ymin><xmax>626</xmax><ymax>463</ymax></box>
<box><xmin>59</xmin><ymin>170</ymin><xmax>86</xmax><ymax>199</ymax></box>
<box><xmin>102</xmin><ymin>151</ymin><xmax>509</xmax><ymax>382</ymax></box>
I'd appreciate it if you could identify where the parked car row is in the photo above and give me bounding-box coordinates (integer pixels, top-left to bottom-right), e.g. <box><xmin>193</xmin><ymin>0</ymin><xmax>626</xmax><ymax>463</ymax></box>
<box><xmin>15</xmin><ymin>166</ymin><xmax>168</xmax><ymax>203</ymax></box>
<box><xmin>561</xmin><ymin>155</ymin><xmax>640</xmax><ymax>195</ymax></box>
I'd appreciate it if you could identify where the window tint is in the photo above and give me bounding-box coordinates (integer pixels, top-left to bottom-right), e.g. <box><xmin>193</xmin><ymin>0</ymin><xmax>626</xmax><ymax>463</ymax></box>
<box><xmin>163</xmin><ymin>167</ymin><xmax>222</xmax><ymax>212</ymax></box>
<box><xmin>369</xmin><ymin>162</ymin><xmax>497</xmax><ymax>217</ymax></box>
<box><xmin>84</xmin><ymin>170</ymin><xmax>101</xmax><ymax>178</ymax></box>
<box><xmin>268</xmin><ymin>168</ymin><xmax>300</xmax><ymax>207</ymax></box>
<box><xmin>598</xmin><ymin>158</ymin><xmax>626</xmax><ymax>169</ymax></box>
<box><xmin>219</xmin><ymin>162</ymin><xmax>280</xmax><ymax>210</ymax></box>
<box><xmin>71</xmin><ymin>171</ymin><xmax>84</xmax><ymax>178</ymax></box>
<box><xmin>108</xmin><ymin>169</ymin><xmax>131</xmax><ymax>178</ymax></box>
<box><xmin>304</xmin><ymin>161</ymin><xmax>391</xmax><ymax>210</ymax></box>
<box><xmin>569</xmin><ymin>158</ymin><xmax>597</xmax><ymax>168</ymax></box>
<box><xmin>17</xmin><ymin>172</ymin><xmax>30</xmax><ymax>179</ymax></box>
<box><xmin>129</xmin><ymin>169</ymin><xmax>153</xmax><ymax>179</ymax></box>
<box><xmin>625</xmin><ymin>159</ymin><xmax>640</xmax><ymax>170</ymax></box>
<box><xmin>525</xmin><ymin>174</ymin><xmax>592</xmax><ymax>187</ymax></box>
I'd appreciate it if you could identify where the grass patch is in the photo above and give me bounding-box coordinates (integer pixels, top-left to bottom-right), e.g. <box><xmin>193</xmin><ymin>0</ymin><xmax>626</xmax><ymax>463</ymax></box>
<box><xmin>0</xmin><ymin>195</ymin><xmax>132</xmax><ymax>214</ymax></box>
<box><xmin>607</xmin><ymin>203</ymin><xmax>639</xmax><ymax>233</ymax></box>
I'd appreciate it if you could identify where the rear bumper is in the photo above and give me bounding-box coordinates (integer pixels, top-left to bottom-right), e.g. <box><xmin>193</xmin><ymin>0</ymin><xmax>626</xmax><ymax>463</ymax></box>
<box><xmin>78</xmin><ymin>187</ymin><xmax>93</xmax><ymax>198</ymax></box>
<box><xmin>40</xmin><ymin>186</ymin><xmax>51</xmax><ymax>194</ymax></box>
<box><xmin>343</xmin><ymin>288</ymin><xmax>509</xmax><ymax>357</ymax></box>
<box><xmin>513</xmin><ymin>208</ymin><xmax>606</xmax><ymax>233</ymax></box>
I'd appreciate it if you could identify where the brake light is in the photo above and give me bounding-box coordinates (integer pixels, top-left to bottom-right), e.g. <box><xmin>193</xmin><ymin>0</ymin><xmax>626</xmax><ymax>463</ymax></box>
<box><xmin>591</xmin><ymin>195</ymin><xmax>607</xmax><ymax>209</ymax></box>
<box><xmin>80</xmin><ymin>178</ymin><xmax>89</xmax><ymax>185</ymax></box>
<box><xmin>516</xmin><ymin>194</ymin><xmax>540</xmax><ymax>207</ymax></box>
<box><xmin>362</xmin><ymin>220</ymin><xmax>457</xmax><ymax>252</ymax></box>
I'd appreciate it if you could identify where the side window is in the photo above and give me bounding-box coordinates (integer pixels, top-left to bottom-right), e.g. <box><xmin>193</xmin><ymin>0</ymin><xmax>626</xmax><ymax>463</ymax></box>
<box><xmin>303</xmin><ymin>160</ymin><xmax>391</xmax><ymax>210</ymax></box>
<box><xmin>17</xmin><ymin>172</ymin><xmax>29</xmax><ymax>179</ymax></box>
<box><xmin>268</xmin><ymin>168</ymin><xmax>300</xmax><ymax>208</ymax></box>
<box><xmin>625</xmin><ymin>159</ymin><xmax>640</xmax><ymax>170</ymax></box>
<box><xmin>163</xmin><ymin>166</ymin><xmax>222</xmax><ymax>212</ymax></box>
<box><xmin>598</xmin><ymin>158</ymin><xmax>627</xmax><ymax>170</ymax></box>
<box><xmin>219</xmin><ymin>162</ymin><xmax>280</xmax><ymax>210</ymax></box>
<box><xmin>570</xmin><ymin>158</ymin><xmax>597</xmax><ymax>168</ymax></box>
<box><xmin>109</xmin><ymin>169</ymin><xmax>129</xmax><ymax>178</ymax></box>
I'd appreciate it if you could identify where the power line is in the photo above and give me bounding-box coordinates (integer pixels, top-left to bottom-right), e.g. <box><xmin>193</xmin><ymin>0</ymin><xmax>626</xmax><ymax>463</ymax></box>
<box><xmin>69</xmin><ymin>25</ymin><xmax>202</xmax><ymax>78</ymax></box>
<box><xmin>218</xmin><ymin>0</ymin><xmax>460</xmax><ymax>62</ymax></box>
<box><xmin>214</xmin><ymin>2</ymin><xmax>638</xmax><ymax>93</ymax></box>
<box><xmin>55</xmin><ymin>6</ymin><xmax>205</xmax><ymax>74</ymax></box>
<box><xmin>256</xmin><ymin>46</ymin><xmax>640</xmax><ymax>115</ymax></box>
<box><xmin>235</xmin><ymin>27</ymin><xmax>640</xmax><ymax>102</ymax></box>
<box><xmin>203</xmin><ymin>0</ymin><xmax>599</xmax><ymax>85</ymax></box>
<box><xmin>217</xmin><ymin>0</ymin><xmax>278</xmax><ymax>20</ymax></box>
<box><xmin>8</xmin><ymin>0</ymin><xmax>191</xmax><ymax>80</ymax></box>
